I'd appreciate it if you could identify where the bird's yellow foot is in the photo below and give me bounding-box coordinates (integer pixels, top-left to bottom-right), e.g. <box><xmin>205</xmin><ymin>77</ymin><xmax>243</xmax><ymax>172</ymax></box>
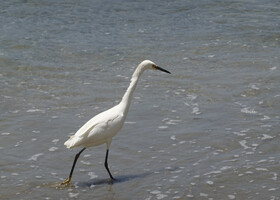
<box><xmin>61</xmin><ymin>177</ymin><xmax>71</xmax><ymax>185</ymax></box>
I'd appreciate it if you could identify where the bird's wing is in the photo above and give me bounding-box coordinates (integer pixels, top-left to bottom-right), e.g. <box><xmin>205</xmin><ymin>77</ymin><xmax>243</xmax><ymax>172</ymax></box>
<box><xmin>74</xmin><ymin>106</ymin><xmax>121</xmax><ymax>138</ymax></box>
<box><xmin>86</xmin><ymin>113</ymin><xmax>122</xmax><ymax>141</ymax></box>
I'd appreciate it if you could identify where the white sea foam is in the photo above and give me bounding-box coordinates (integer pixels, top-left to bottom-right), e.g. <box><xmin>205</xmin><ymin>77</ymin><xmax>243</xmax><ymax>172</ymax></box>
<box><xmin>170</xmin><ymin>135</ymin><xmax>176</xmax><ymax>140</ymax></box>
<box><xmin>28</xmin><ymin>153</ymin><xmax>44</xmax><ymax>161</ymax></box>
<box><xmin>200</xmin><ymin>193</ymin><xmax>208</xmax><ymax>197</ymax></box>
<box><xmin>206</xmin><ymin>180</ymin><xmax>214</xmax><ymax>185</ymax></box>
<box><xmin>204</xmin><ymin>170</ymin><xmax>222</xmax><ymax>176</ymax></box>
<box><xmin>150</xmin><ymin>190</ymin><xmax>161</xmax><ymax>195</ymax></box>
<box><xmin>166</xmin><ymin>120</ymin><xmax>181</xmax><ymax>125</ymax></box>
<box><xmin>239</xmin><ymin>140</ymin><xmax>250</xmax><ymax>149</ymax></box>
<box><xmin>220</xmin><ymin>166</ymin><xmax>232</xmax><ymax>171</ymax></box>
<box><xmin>156</xmin><ymin>194</ymin><xmax>168</xmax><ymax>199</ymax></box>
<box><xmin>88</xmin><ymin>172</ymin><xmax>98</xmax><ymax>179</ymax></box>
<box><xmin>233</xmin><ymin>132</ymin><xmax>246</xmax><ymax>136</ymax></box>
<box><xmin>52</xmin><ymin>139</ymin><xmax>59</xmax><ymax>144</ymax></box>
<box><xmin>81</xmin><ymin>160</ymin><xmax>91</xmax><ymax>165</ymax></box>
<box><xmin>261</xmin><ymin>115</ymin><xmax>271</xmax><ymax>120</ymax></box>
<box><xmin>48</xmin><ymin>147</ymin><xmax>58</xmax><ymax>152</ymax></box>
<box><xmin>68</xmin><ymin>192</ymin><xmax>79</xmax><ymax>198</ymax></box>
<box><xmin>261</xmin><ymin>134</ymin><xmax>274</xmax><ymax>140</ymax></box>
<box><xmin>250</xmin><ymin>84</ymin><xmax>259</xmax><ymax>90</ymax></box>
<box><xmin>192</xmin><ymin>107</ymin><xmax>201</xmax><ymax>115</ymax></box>
<box><xmin>270</xmin><ymin>66</ymin><xmax>277</xmax><ymax>71</ymax></box>
<box><xmin>26</xmin><ymin>109</ymin><xmax>45</xmax><ymax>113</ymax></box>
<box><xmin>271</xmin><ymin>173</ymin><xmax>278</xmax><ymax>181</ymax></box>
<box><xmin>257</xmin><ymin>159</ymin><xmax>267</xmax><ymax>163</ymax></box>
<box><xmin>186</xmin><ymin>94</ymin><xmax>197</xmax><ymax>101</ymax></box>
<box><xmin>125</xmin><ymin>121</ymin><xmax>137</xmax><ymax>124</ymax></box>
<box><xmin>241</xmin><ymin>107</ymin><xmax>257</xmax><ymax>114</ymax></box>
<box><xmin>158</xmin><ymin>126</ymin><xmax>168</xmax><ymax>129</ymax></box>
<box><xmin>256</xmin><ymin>167</ymin><xmax>269</xmax><ymax>171</ymax></box>
<box><xmin>178</xmin><ymin>140</ymin><xmax>186</xmax><ymax>144</ymax></box>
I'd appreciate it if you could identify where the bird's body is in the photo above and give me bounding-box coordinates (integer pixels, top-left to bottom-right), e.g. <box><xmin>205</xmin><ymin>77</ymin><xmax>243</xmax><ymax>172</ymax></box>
<box><xmin>61</xmin><ymin>60</ymin><xmax>170</xmax><ymax>185</ymax></box>
<box><xmin>64</xmin><ymin>104</ymin><xmax>125</xmax><ymax>149</ymax></box>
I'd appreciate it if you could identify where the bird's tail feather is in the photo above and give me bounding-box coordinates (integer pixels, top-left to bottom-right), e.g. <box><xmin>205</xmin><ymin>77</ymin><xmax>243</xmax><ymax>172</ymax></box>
<box><xmin>64</xmin><ymin>135</ymin><xmax>80</xmax><ymax>148</ymax></box>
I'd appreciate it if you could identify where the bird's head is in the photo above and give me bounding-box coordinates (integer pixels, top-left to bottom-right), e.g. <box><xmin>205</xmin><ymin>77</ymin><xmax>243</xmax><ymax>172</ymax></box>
<box><xmin>140</xmin><ymin>60</ymin><xmax>171</xmax><ymax>74</ymax></box>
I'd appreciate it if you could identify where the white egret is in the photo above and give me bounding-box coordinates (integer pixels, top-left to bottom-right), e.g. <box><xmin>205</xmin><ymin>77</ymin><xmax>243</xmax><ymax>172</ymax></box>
<box><xmin>61</xmin><ymin>60</ymin><xmax>170</xmax><ymax>185</ymax></box>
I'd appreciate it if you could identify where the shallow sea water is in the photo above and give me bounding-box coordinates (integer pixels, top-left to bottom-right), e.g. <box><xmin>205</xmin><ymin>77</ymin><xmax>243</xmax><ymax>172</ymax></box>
<box><xmin>0</xmin><ymin>0</ymin><xmax>280</xmax><ymax>199</ymax></box>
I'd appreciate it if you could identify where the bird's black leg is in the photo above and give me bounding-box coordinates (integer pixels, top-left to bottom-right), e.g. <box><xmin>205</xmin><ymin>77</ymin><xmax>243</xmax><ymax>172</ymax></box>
<box><xmin>104</xmin><ymin>149</ymin><xmax>115</xmax><ymax>181</ymax></box>
<box><xmin>61</xmin><ymin>147</ymin><xmax>86</xmax><ymax>185</ymax></box>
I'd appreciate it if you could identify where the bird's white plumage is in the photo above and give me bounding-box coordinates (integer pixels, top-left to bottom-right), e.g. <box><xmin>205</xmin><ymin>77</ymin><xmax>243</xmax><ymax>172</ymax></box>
<box><xmin>64</xmin><ymin>60</ymin><xmax>170</xmax><ymax>150</ymax></box>
<box><xmin>64</xmin><ymin>104</ymin><xmax>125</xmax><ymax>148</ymax></box>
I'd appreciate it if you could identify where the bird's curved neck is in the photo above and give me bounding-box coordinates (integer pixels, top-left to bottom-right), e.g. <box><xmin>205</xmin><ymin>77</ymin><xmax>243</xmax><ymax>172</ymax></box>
<box><xmin>119</xmin><ymin>66</ymin><xmax>144</xmax><ymax>114</ymax></box>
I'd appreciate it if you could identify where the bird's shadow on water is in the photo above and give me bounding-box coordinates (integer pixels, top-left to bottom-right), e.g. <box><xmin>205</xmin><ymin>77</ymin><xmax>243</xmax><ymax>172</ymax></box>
<box><xmin>77</xmin><ymin>172</ymin><xmax>152</xmax><ymax>188</ymax></box>
<box><xmin>76</xmin><ymin>167</ymin><xmax>180</xmax><ymax>188</ymax></box>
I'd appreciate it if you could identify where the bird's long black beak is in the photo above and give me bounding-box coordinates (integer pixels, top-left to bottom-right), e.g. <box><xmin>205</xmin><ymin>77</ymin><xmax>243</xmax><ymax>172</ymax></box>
<box><xmin>155</xmin><ymin>66</ymin><xmax>171</xmax><ymax>74</ymax></box>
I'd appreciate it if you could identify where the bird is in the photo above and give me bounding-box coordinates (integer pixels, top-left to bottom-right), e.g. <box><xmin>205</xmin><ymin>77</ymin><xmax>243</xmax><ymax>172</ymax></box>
<box><xmin>61</xmin><ymin>60</ymin><xmax>171</xmax><ymax>185</ymax></box>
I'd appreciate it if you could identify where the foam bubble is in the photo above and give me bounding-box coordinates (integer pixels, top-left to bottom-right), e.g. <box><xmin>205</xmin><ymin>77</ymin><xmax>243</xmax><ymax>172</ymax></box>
<box><xmin>52</xmin><ymin>139</ymin><xmax>59</xmax><ymax>144</ymax></box>
<box><xmin>228</xmin><ymin>194</ymin><xmax>236</xmax><ymax>199</ymax></box>
<box><xmin>261</xmin><ymin>134</ymin><xmax>274</xmax><ymax>140</ymax></box>
<box><xmin>256</xmin><ymin>167</ymin><xmax>269</xmax><ymax>171</ymax></box>
<box><xmin>206</xmin><ymin>180</ymin><xmax>214</xmax><ymax>185</ymax></box>
<box><xmin>166</xmin><ymin>119</ymin><xmax>182</xmax><ymax>125</ymax></box>
<box><xmin>158</xmin><ymin>126</ymin><xmax>168</xmax><ymax>129</ymax></box>
<box><xmin>250</xmin><ymin>84</ymin><xmax>259</xmax><ymax>90</ymax></box>
<box><xmin>150</xmin><ymin>190</ymin><xmax>161</xmax><ymax>195</ymax></box>
<box><xmin>28</xmin><ymin>153</ymin><xmax>44</xmax><ymax>161</ymax></box>
<box><xmin>271</xmin><ymin>173</ymin><xmax>278</xmax><ymax>181</ymax></box>
<box><xmin>192</xmin><ymin>107</ymin><xmax>201</xmax><ymax>115</ymax></box>
<box><xmin>239</xmin><ymin>140</ymin><xmax>249</xmax><ymax>149</ymax></box>
<box><xmin>26</xmin><ymin>109</ymin><xmax>45</xmax><ymax>113</ymax></box>
<box><xmin>88</xmin><ymin>172</ymin><xmax>98</xmax><ymax>179</ymax></box>
<box><xmin>200</xmin><ymin>193</ymin><xmax>208</xmax><ymax>197</ymax></box>
<box><xmin>220</xmin><ymin>166</ymin><xmax>232</xmax><ymax>171</ymax></box>
<box><xmin>179</xmin><ymin>141</ymin><xmax>186</xmax><ymax>144</ymax></box>
<box><xmin>241</xmin><ymin>107</ymin><xmax>257</xmax><ymax>114</ymax></box>
<box><xmin>261</xmin><ymin>115</ymin><xmax>271</xmax><ymax>120</ymax></box>
<box><xmin>204</xmin><ymin>170</ymin><xmax>222</xmax><ymax>176</ymax></box>
<box><xmin>68</xmin><ymin>192</ymin><xmax>79</xmax><ymax>198</ymax></box>
<box><xmin>157</xmin><ymin>194</ymin><xmax>168</xmax><ymax>199</ymax></box>
<box><xmin>257</xmin><ymin>159</ymin><xmax>267</xmax><ymax>163</ymax></box>
<box><xmin>81</xmin><ymin>160</ymin><xmax>91</xmax><ymax>165</ymax></box>
<box><xmin>48</xmin><ymin>147</ymin><xmax>58</xmax><ymax>152</ymax></box>
<box><xmin>125</xmin><ymin>121</ymin><xmax>137</xmax><ymax>124</ymax></box>
<box><xmin>170</xmin><ymin>135</ymin><xmax>176</xmax><ymax>140</ymax></box>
